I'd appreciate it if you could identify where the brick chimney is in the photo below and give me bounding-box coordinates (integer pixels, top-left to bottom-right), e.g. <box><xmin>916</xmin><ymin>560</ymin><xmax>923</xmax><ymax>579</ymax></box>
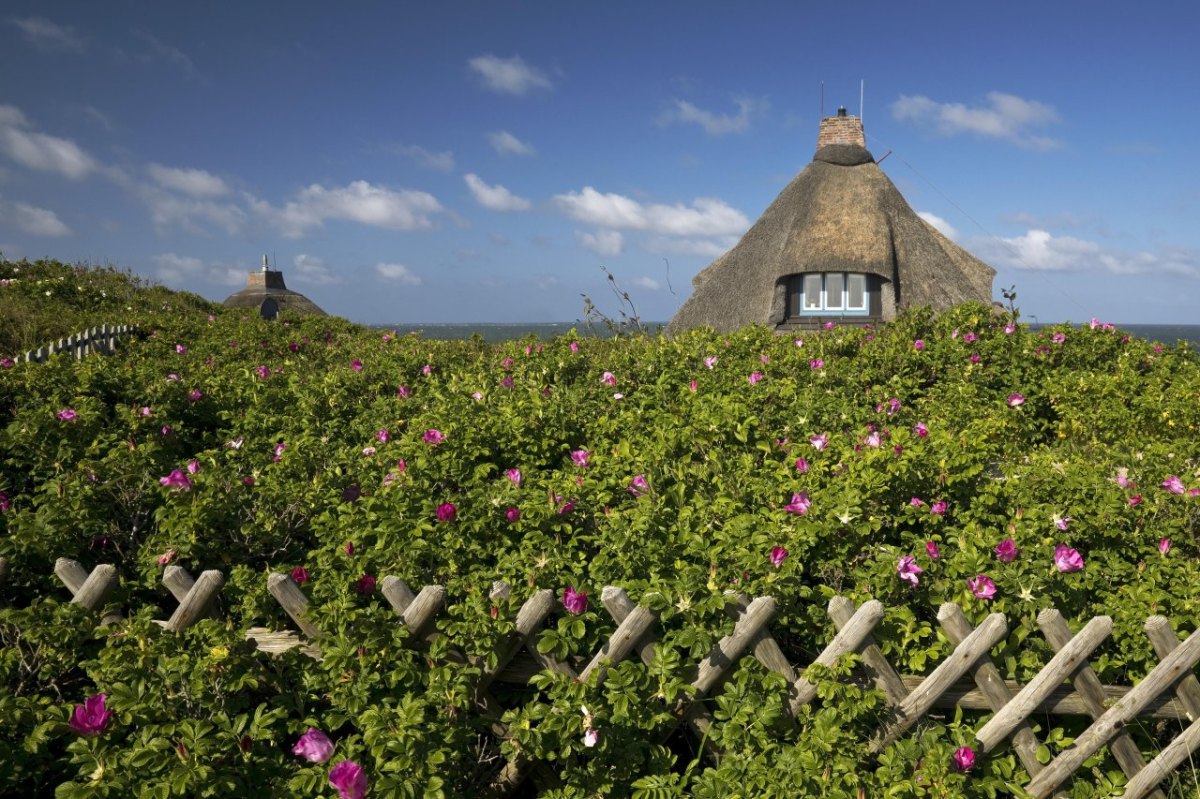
<box><xmin>245</xmin><ymin>254</ymin><xmax>287</xmax><ymax>290</ymax></box>
<box><xmin>816</xmin><ymin>106</ymin><xmax>865</xmax><ymax>149</ymax></box>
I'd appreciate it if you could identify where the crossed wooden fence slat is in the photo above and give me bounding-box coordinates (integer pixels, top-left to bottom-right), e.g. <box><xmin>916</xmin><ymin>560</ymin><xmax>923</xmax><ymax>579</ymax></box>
<box><xmin>8</xmin><ymin>557</ymin><xmax>1200</xmax><ymax>797</ymax></box>
<box><xmin>12</xmin><ymin>324</ymin><xmax>138</xmax><ymax>363</ymax></box>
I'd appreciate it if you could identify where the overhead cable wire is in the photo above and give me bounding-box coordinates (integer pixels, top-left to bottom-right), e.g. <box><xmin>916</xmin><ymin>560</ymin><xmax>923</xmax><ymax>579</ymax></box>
<box><xmin>864</xmin><ymin>131</ymin><xmax>1092</xmax><ymax>319</ymax></box>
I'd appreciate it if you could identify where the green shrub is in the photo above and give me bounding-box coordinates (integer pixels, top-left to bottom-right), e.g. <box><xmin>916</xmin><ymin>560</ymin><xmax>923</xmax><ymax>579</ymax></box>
<box><xmin>3</xmin><ymin>265</ymin><xmax>1200</xmax><ymax>796</ymax></box>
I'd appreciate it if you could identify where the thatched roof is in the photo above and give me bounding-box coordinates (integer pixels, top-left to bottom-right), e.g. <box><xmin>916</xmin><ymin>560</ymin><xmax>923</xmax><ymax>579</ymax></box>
<box><xmin>222</xmin><ymin>268</ymin><xmax>326</xmax><ymax>317</ymax></box>
<box><xmin>666</xmin><ymin>143</ymin><xmax>995</xmax><ymax>334</ymax></box>
<box><xmin>222</xmin><ymin>287</ymin><xmax>327</xmax><ymax>316</ymax></box>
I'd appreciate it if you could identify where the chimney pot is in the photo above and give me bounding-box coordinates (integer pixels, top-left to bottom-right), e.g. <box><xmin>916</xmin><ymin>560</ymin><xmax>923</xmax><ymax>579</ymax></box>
<box><xmin>816</xmin><ymin>110</ymin><xmax>865</xmax><ymax>151</ymax></box>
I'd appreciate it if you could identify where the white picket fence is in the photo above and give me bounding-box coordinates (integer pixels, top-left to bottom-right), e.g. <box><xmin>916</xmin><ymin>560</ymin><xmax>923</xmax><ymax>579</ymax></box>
<box><xmin>15</xmin><ymin>324</ymin><xmax>137</xmax><ymax>363</ymax></box>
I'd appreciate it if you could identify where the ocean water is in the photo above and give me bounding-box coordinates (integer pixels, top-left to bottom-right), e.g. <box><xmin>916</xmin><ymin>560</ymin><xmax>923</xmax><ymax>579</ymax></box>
<box><xmin>376</xmin><ymin>322</ymin><xmax>665</xmax><ymax>343</ymax></box>
<box><xmin>1099</xmin><ymin>324</ymin><xmax>1200</xmax><ymax>346</ymax></box>
<box><xmin>377</xmin><ymin>321</ymin><xmax>1200</xmax><ymax>346</ymax></box>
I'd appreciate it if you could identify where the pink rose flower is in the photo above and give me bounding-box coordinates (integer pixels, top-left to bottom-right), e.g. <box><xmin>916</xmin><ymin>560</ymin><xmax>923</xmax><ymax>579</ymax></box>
<box><xmin>69</xmin><ymin>694</ymin><xmax>113</xmax><ymax>736</ymax></box>
<box><xmin>159</xmin><ymin>469</ymin><xmax>192</xmax><ymax>492</ymax></box>
<box><xmin>897</xmin><ymin>555</ymin><xmax>923</xmax><ymax>586</ymax></box>
<box><xmin>1053</xmin><ymin>544</ymin><xmax>1084</xmax><ymax>573</ymax></box>
<box><xmin>563</xmin><ymin>585</ymin><xmax>588</xmax><ymax>615</ymax></box>
<box><xmin>328</xmin><ymin>761</ymin><xmax>368</xmax><ymax>799</ymax></box>
<box><xmin>994</xmin><ymin>538</ymin><xmax>1020</xmax><ymax>562</ymax></box>
<box><xmin>968</xmin><ymin>574</ymin><xmax>996</xmax><ymax>600</ymax></box>
<box><xmin>783</xmin><ymin>491</ymin><xmax>811</xmax><ymax>515</ymax></box>
<box><xmin>292</xmin><ymin>728</ymin><xmax>334</xmax><ymax>763</ymax></box>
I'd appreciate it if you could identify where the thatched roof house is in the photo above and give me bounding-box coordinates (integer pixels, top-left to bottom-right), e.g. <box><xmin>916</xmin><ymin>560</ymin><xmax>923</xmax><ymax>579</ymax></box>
<box><xmin>223</xmin><ymin>257</ymin><xmax>326</xmax><ymax>320</ymax></box>
<box><xmin>666</xmin><ymin>110</ymin><xmax>995</xmax><ymax>334</ymax></box>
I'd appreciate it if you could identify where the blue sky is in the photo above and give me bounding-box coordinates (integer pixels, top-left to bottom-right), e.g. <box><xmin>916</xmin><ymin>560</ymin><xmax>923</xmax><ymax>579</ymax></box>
<box><xmin>1</xmin><ymin>2</ymin><xmax>1198</xmax><ymax>325</ymax></box>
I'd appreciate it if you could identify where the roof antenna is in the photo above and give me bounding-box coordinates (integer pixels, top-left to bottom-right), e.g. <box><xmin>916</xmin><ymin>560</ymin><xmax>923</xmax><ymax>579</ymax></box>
<box><xmin>820</xmin><ymin>81</ymin><xmax>824</xmax><ymax>118</ymax></box>
<box><xmin>860</xmin><ymin>79</ymin><xmax>865</xmax><ymax>126</ymax></box>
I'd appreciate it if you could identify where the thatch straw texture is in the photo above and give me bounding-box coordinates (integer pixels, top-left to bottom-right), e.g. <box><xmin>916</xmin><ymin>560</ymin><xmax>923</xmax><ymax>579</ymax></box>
<box><xmin>222</xmin><ymin>287</ymin><xmax>326</xmax><ymax>317</ymax></box>
<box><xmin>667</xmin><ymin>144</ymin><xmax>994</xmax><ymax>334</ymax></box>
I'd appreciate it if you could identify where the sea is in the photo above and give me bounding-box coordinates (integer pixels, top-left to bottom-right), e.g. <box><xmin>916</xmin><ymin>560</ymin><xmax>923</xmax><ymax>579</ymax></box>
<box><xmin>372</xmin><ymin>321</ymin><xmax>1200</xmax><ymax>347</ymax></box>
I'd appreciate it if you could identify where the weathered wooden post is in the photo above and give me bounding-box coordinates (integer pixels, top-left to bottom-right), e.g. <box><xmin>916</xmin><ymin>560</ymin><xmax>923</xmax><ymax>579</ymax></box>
<box><xmin>266</xmin><ymin>571</ymin><xmax>321</xmax><ymax>639</ymax></box>
<box><xmin>54</xmin><ymin>558</ymin><xmax>121</xmax><ymax>624</ymax></box>
<box><xmin>161</xmin><ymin>566</ymin><xmax>225</xmax><ymax>632</ymax></box>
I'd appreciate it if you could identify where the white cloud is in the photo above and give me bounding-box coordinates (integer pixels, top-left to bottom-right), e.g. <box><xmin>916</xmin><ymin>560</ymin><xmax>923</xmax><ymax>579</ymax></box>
<box><xmin>134</xmin><ymin>31</ymin><xmax>202</xmax><ymax>80</ymax></box>
<box><xmin>262</xmin><ymin>180</ymin><xmax>445</xmax><ymax>237</ymax></box>
<box><xmin>0</xmin><ymin>105</ymin><xmax>97</xmax><ymax>179</ymax></box>
<box><xmin>1000</xmin><ymin>210</ymin><xmax>1089</xmax><ymax>230</ymax></box>
<box><xmin>375</xmin><ymin>262</ymin><xmax>422</xmax><ymax>285</ymax></box>
<box><xmin>292</xmin><ymin>253</ymin><xmax>339</xmax><ymax>285</ymax></box>
<box><xmin>0</xmin><ymin>107</ymin><xmax>27</xmax><ymax>128</ymax></box>
<box><xmin>464</xmin><ymin>173</ymin><xmax>532</xmax><ymax>212</ymax></box>
<box><xmin>148</xmin><ymin>163</ymin><xmax>229</xmax><ymax>197</ymax></box>
<box><xmin>9</xmin><ymin>17</ymin><xmax>85</xmax><ymax>52</ymax></box>
<box><xmin>148</xmin><ymin>192</ymin><xmax>247</xmax><ymax>236</ymax></box>
<box><xmin>972</xmin><ymin>230</ymin><xmax>1199</xmax><ymax>278</ymax></box>
<box><xmin>0</xmin><ymin>199</ymin><xmax>71</xmax><ymax>236</ymax></box>
<box><xmin>534</xmin><ymin>274</ymin><xmax>559</xmax><ymax>290</ymax></box>
<box><xmin>488</xmin><ymin>232</ymin><xmax>511</xmax><ymax>246</ymax></box>
<box><xmin>917</xmin><ymin>211</ymin><xmax>958</xmax><ymax>241</ymax></box>
<box><xmin>395</xmin><ymin>143</ymin><xmax>455</xmax><ymax>171</ymax></box>
<box><xmin>659</xmin><ymin>96</ymin><xmax>766</xmax><ymax>136</ymax></box>
<box><xmin>553</xmin><ymin>186</ymin><xmax>749</xmax><ymax>237</ymax></box>
<box><xmin>631</xmin><ymin>276</ymin><xmax>660</xmax><ymax>290</ymax></box>
<box><xmin>977</xmin><ymin>229</ymin><xmax>1100</xmax><ymax>271</ymax></box>
<box><xmin>892</xmin><ymin>92</ymin><xmax>1061</xmax><ymax>150</ymax></box>
<box><xmin>487</xmin><ymin>130</ymin><xmax>535</xmax><ymax>156</ymax></box>
<box><xmin>468</xmin><ymin>54</ymin><xmax>552</xmax><ymax>95</ymax></box>
<box><xmin>576</xmin><ymin>229</ymin><xmax>624</xmax><ymax>257</ymax></box>
<box><xmin>642</xmin><ymin>235</ymin><xmax>735</xmax><ymax>258</ymax></box>
<box><xmin>81</xmin><ymin>105</ymin><xmax>115</xmax><ymax>132</ymax></box>
<box><xmin>152</xmin><ymin>252</ymin><xmax>244</xmax><ymax>287</ymax></box>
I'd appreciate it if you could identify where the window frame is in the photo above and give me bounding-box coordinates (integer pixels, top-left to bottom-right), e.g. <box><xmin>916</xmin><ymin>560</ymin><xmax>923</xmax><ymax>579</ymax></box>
<box><xmin>794</xmin><ymin>272</ymin><xmax>870</xmax><ymax>317</ymax></box>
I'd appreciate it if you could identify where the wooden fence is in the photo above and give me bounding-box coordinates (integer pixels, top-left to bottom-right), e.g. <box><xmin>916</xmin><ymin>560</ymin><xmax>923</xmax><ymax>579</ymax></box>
<box><xmin>2</xmin><ymin>554</ymin><xmax>1199</xmax><ymax>798</ymax></box>
<box><xmin>14</xmin><ymin>324</ymin><xmax>138</xmax><ymax>364</ymax></box>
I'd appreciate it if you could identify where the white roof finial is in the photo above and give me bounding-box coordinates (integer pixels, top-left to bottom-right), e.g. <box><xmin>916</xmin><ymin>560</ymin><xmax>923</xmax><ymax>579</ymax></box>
<box><xmin>262</xmin><ymin>254</ymin><xmax>269</xmax><ymax>271</ymax></box>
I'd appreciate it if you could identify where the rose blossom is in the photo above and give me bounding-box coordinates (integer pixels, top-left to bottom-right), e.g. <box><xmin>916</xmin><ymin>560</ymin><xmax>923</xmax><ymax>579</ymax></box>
<box><xmin>952</xmin><ymin>746</ymin><xmax>975</xmax><ymax>771</ymax></box>
<box><xmin>897</xmin><ymin>555</ymin><xmax>923</xmax><ymax>586</ymax></box>
<box><xmin>563</xmin><ymin>586</ymin><xmax>588</xmax><ymax>615</ymax></box>
<box><xmin>1053</xmin><ymin>544</ymin><xmax>1084</xmax><ymax>573</ymax></box>
<box><xmin>69</xmin><ymin>694</ymin><xmax>113</xmax><ymax>736</ymax></box>
<box><xmin>291</xmin><ymin>728</ymin><xmax>334</xmax><ymax>763</ymax></box>
<box><xmin>328</xmin><ymin>761</ymin><xmax>368</xmax><ymax>799</ymax></box>
<box><xmin>994</xmin><ymin>538</ymin><xmax>1020</xmax><ymax>562</ymax></box>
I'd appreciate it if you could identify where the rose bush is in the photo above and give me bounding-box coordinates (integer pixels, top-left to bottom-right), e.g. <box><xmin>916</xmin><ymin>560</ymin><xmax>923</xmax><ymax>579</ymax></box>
<box><xmin>3</xmin><ymin>260</ymin><xmax>1200</xmax><ymax>796</ymax></box>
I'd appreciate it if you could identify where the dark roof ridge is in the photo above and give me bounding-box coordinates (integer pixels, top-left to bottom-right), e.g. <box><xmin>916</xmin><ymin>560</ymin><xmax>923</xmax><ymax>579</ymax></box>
<box><xmin>813</xmin><ymin>143</ymin><xmax>874</xmax><ymax>166</ymax></box>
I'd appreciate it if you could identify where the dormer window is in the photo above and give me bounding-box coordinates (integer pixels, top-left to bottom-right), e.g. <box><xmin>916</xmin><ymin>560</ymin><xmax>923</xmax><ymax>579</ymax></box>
<box><xmin>791</xmin><ymin>272</ymin><xmax>870</xmax><ymax>316</ymax></box>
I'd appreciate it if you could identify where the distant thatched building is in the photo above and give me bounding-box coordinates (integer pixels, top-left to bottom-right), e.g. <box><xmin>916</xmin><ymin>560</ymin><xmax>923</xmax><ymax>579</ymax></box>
<box><xmin>223</xmin><ymin>257</ymin><xmax>326</xmax><ymax>320</ymax></box>
<box><xmin>666</xmin><ymin>109</ymin><xmax>995</xmax><ymax>334</ymax></box>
